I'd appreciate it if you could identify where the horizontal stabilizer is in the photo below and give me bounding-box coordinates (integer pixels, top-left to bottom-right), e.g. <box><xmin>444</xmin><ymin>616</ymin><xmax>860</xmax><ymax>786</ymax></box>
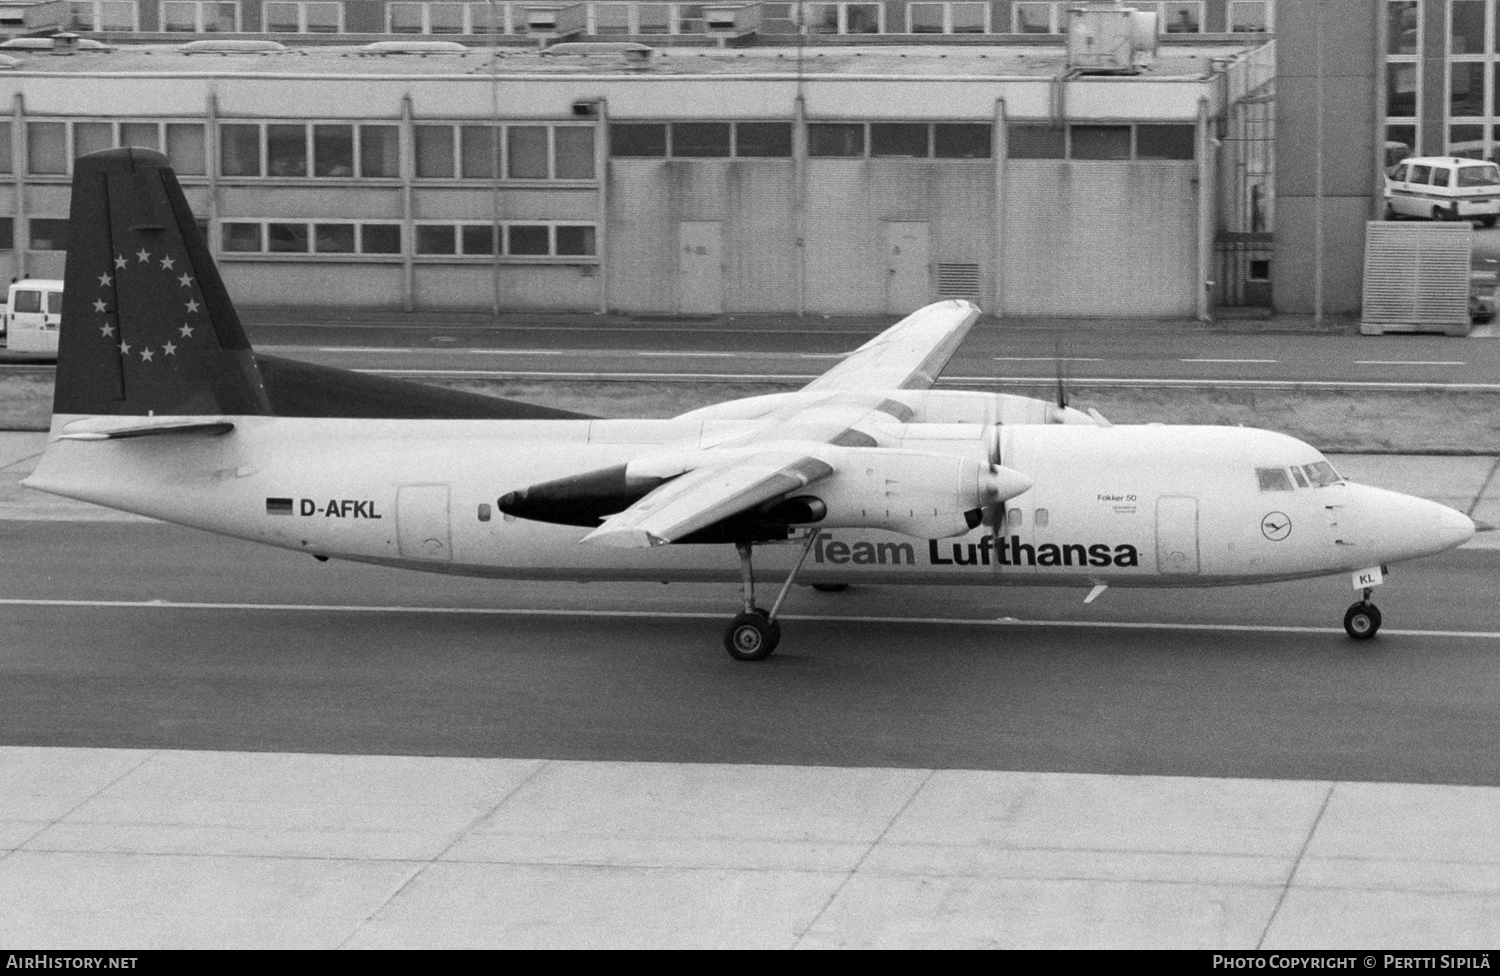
<box><xmin>57</xmin><ymin>416</ymin><xmax>234</xmax><ymax>440</ymax></box>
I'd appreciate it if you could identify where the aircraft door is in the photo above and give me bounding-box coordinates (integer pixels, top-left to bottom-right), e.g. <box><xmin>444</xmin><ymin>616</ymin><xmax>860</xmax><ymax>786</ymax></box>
<box><xmin>884</xmin><ymin>222</ymin><xmax>931</xmax><ymax>314</ymax></box>
<box><xmin>397</xmin><ymin>484</ymin><xmax>453</xmax><ymax>562</ymax></box>
<box><xmin>1155</xmin><ymin>495</ymin><xmax>1200</xmax><ymax>575</ymax></box>
<box><xmin>679</xmin><ymin>221</ymin><xmax>724</xmax><ymax>314</ymax></box>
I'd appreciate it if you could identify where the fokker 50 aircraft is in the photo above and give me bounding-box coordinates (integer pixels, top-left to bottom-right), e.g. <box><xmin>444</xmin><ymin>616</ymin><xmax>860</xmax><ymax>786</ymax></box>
<box><xmin>25</xmin><ymin>149</ymin><xmax>1476</xmax><ymax>659</ymax></box>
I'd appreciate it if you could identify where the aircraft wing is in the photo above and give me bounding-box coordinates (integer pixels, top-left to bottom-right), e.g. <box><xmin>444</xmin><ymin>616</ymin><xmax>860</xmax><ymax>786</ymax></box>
<box><xmin>581</xmin><ymin>451</ymin><xmax>833</xmax><ymax>548</ymax></box>
<box><xmin>802</xmin><ymin>299</ymin><xmax>981</xmax><ymax>392</ymax></box>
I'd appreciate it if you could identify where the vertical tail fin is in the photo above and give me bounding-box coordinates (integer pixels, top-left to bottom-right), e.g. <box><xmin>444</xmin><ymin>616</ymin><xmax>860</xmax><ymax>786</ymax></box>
<box><xmin>56</xmin><ymin>147</ymin><xmax>271</xmax><ymax>417</ymax></box>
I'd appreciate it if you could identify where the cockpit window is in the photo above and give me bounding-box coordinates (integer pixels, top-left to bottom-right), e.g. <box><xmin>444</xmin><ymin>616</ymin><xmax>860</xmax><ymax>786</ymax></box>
<box><xmin>1256</xmin><ymin>467</ymin><xmax>1294</xmax><ymax>491</ymax></box>
<box><xmin>1291</xmin><ymin>467</ymin><xmax>1309</xmax><ymax>488</ymax></box>
<box><xmin>1303</xmin><ymin>462</ymin><xmax>1342</xmax><ymax>487</ymax></box>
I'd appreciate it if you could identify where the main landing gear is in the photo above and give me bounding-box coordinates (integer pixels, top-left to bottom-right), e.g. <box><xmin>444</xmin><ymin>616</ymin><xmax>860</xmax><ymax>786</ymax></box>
<box><xmin>724</xmin><ymin>530</ymin><xmax>821</xmax><ymax>662</ymax></box>
<box><xmin>1343</xmin><ymin>587</ymin><xmax>1382</xmax><ymax>640</ymax></box>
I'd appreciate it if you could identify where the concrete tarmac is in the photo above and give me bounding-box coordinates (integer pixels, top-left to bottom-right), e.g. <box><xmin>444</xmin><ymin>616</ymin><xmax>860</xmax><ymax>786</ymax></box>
<box><xmin>3</xmin><ymin>433</ymin><xmax>1500</xmax><ymax>947</ymax></box>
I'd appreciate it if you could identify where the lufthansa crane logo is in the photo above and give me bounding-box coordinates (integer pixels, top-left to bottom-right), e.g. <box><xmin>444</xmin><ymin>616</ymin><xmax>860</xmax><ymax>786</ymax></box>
<box><xmin>1261</xmin><ymin>512</ymin><xmax>1292</xmax><ymax>541</ymax></box>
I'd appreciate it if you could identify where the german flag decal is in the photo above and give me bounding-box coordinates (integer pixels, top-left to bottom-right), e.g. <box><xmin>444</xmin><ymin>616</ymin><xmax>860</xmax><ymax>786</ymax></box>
<box><xmin>265</xmin><ymin>497</ymin><xmax>293</xmax><ymax>515</ymax></box>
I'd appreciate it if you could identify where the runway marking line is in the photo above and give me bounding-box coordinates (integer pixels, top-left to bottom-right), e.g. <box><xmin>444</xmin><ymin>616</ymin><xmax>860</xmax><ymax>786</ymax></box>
<box><xmin>1178</xmin><ymin>358</ymin><xmax>1278</xmax><ymax>364</ymax></box>
<box><xmin>1354</xmin><ymin>360</ymin><xmax>1466</xmax><ymax>366</ymax></box>
<box><xmin>1</xmin><ymin>597</ymin><xmax>1495</xmax><ymax>640</ymax></box>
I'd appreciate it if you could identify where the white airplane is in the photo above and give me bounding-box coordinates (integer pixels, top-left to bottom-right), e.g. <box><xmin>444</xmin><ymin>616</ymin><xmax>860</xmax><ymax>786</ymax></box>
<box><xmin>24</xmin><ymin>149</ymin><xmax>1476</xmax><ymax>660</ymax></box>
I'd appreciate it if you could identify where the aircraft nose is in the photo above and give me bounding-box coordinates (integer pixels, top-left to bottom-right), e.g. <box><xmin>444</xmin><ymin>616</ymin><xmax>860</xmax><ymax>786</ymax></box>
<box><xmin>1436</xmin><ymin>502</ymin><xmax>1477</xmax><ymax>549</ymax></box>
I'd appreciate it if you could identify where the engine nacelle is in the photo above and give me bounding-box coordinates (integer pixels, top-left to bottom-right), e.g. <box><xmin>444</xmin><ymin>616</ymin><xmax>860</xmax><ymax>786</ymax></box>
<box><xmin>795</xmin><ymin>448</ymin><xmax>1031</xmax><ymax>539</ymax></box>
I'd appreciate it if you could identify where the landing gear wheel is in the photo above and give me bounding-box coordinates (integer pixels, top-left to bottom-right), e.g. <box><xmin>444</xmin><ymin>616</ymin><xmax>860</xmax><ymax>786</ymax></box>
<box><xmin>725</xmin><ymin>610</ymin><xmax>780</xmax><ymax>661</ymax></box>
<box><xmin>1343</xmin><ymin>602</ymin><xmax>1382</xmax><ymax>640</ymax></box>
<box><xmin>811</xmin><ymin>583</ymin><xmax>849</xmax><ymax>593</ymax></box>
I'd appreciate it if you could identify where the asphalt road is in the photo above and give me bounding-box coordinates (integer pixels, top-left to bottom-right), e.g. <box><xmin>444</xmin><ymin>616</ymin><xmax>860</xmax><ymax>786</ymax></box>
<box><xmin>5</xmin><ymin>521</ymin><xmax>1499</xmax><ymax>786</ymax></box>
<box><xmin>241</xmin><ymin>319</ymin><xmax>1500</xmax><ymax>388</ymax></box>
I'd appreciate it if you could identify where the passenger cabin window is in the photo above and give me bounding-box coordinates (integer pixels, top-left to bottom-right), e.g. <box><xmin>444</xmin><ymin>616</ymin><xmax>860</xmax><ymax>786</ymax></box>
<box><xmin>1034</xmin><ymin>508</ymin><xmax>1049</xmax><ymax>528</ymax></box>
<box><xmin>1410</xmin><ymin>164</ymin><xmax>1432</xmax><ymax>184</ymax></box>
<box><xmin>1006</xmin><ymin>507</ymin><xmax>1022</xmax><ymax>528</ymax></box>
<box><xmin>1393</xmin><ymin>163</ymin><xmax>1409</xmax><ymax>181</ymax></box>
<box><xmin>46</xmin><ymin>292</ymin><xmax>62</xmax><ymax>314</ymax></box>
<box><xmin>1256</xmin><ymin>467</ymin><xmax>1294</xmax><ymax>491</ymax></box>
<box><xmin>1433</xmin><ymin>167</ymin><xmax>1452</xmax><ymax>188</ymax></box>
<box><xmin>1459</xmin><ymin>164</ymin><xmax>1500</xmax><ymax>187</ymax></box>
<box><xmin>1303</xmin><ymin>462</ymin><xmax>1342</xmax><ymax>487</ymax></box>
<box><xmin>12</xmin><ymin>290</ymin><xmax>39</xmax><ymax>313</ymax></box>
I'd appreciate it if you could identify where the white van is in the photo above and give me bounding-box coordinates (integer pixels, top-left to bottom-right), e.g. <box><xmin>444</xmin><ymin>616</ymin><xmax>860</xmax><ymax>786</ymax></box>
<box><xmin>3</xmin><ymin>279</ymin><xmax>64</xmax><ymax>354</ymax></box>
<box><xmin>1384</xmin><ymin>156</ymin><xmax>1500</xmax><ymax>226</ymax></box>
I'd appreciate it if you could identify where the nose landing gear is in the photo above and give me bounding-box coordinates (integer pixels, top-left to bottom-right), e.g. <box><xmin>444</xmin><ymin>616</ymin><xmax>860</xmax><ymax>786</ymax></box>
<box><xmin>1343</xmin><ymin>587</ymin><xmax>1382</xmax><ymax>640</ymax></box>
<box><xmin>723</xmin><ymin>530</ymin><xmax>820</xmax><ymax>661</ymax></box>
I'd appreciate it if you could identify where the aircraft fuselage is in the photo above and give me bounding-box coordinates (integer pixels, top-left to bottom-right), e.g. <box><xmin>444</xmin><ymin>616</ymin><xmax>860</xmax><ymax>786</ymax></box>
<box><xmin>25</xmin><ymin>416</ymin><xmax>1471</xmax><ymax>591</ymax></box>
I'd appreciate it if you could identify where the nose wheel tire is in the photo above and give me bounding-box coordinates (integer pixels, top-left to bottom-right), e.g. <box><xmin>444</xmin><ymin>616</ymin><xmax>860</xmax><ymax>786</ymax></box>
<box><xmin>1343</xmin><ymin>602</ymin><xmax>1382</xmax><ymax>640</ymax></box>
<box><xmin>725</xmin><ymin>610</ymin><xmax>781</xmax><ymax>661</ymax></box>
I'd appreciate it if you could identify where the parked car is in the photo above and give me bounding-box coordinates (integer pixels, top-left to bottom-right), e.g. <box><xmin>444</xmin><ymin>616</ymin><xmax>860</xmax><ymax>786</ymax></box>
<box><xmin>1384</xmin><ymin>156</ymin><xmax>1500</xmax><ymax>227</ymax></box>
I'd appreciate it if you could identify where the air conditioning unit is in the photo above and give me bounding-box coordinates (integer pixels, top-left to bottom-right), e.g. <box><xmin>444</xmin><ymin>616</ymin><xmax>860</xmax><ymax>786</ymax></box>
<box><xmin>1066</xmin><ymin>2</ymin><xmax>1158</xmax><ymax>75</ymax></box>
<box><xmin>704</xmin><ymin>3</ymin><xmax>763</xmax><ymax>37</ymax></box>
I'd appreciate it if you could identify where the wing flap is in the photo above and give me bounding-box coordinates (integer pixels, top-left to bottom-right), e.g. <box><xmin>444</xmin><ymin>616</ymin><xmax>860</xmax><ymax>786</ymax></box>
<box><xmin>581</xmin><ymin>452</ymin><xmax>833</xmax><ymax>548</ymax></box>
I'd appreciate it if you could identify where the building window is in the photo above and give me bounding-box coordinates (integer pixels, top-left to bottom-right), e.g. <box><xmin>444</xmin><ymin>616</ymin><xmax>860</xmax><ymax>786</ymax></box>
<box><xmin>935</xmin><ymin>123</ymin><xmax>991</xmax><ymax>158</ymax></box>
<box><xmin>1007</xmin><ymin>122</ymin><xmax>1194</xmax><ymax>161</ymax></box>
<box><xmin>223</xmin><ymin>220</ymin><xmax>403</xmax><ymax>256</ymax></box>
<box><xmin>1013</xmin><ymin>1</ymin><xmax>1055</xmax><ymax>33</ymax></box>
<box><xmin>736</xmin><ymin>122</ymin><xmax>792</xmax><ymax>157</ymax></box>
<box><xmin>223</xmin><ymin>223</ymin><xmax>263</xmax><ymax>252</ymax></box>
<box><xmin>69</xmin><ymin>1</ymin><xmax>138</xmax><ymax>30</ymax></box>
<box><xmin>611</xmin><ymin>123</ymin><xmax>667</xmax><ymax>157</ymax></box>
<box><xmin>907</xmin><ymin>1</ymin><xmax>988</xmax><ymax>34</ymax></box>
<box><xmin>1009</xmin><ymin>125</ymin><xmax>1064</xmax><ymax>159</ymax></box>
<box><xmin>416</xmin><ymin>225</ymin><xmax>457</xmax><ymax>255</ymax></box>
<box><xmin>1451</xmin><ymin>62</ymin><xmax>1488</xmax><ymax>119</ymax></box>
<box><xmin>1451</xmin><ymin>0</ymin><xmax>1486</xmax><ymax>55</ymax></box>
<box><xmin>808</xmin><ymin>123</ymin><xmax>865</xmax><ymax>157</ymax></box>
<box><xmin>0</xmin><ymin>127</ymin><xmax>10</xmax><ymax>175</ymax></box>
<box><xmin>73</xmin><ymin>122</ymin><xmax>112</xmax><ymax>159</ymax></box>
<box><xmin>0</xmin><ymin>218</ymin><xmax>13</xmax><ymax>250</ymax></box>
<box><xmin>264</xmin><ymin>1</ymin><xmax>342</xmax><ymax>33</ymax></box>
<box><xmin>507</xmin><ymin>126</ymin><xmax>548</xmax><ymax>178</ymax></box>
<box><xmin>27</xmin><ymin>122</ymin><xmax>67</xmax><ymax>175</ymax></box>
<box><xmin>803</xmin><ymin>2</ymin><xmax>881</xmax><ymax>34</ymax></box>
<box><xmin>161</xmin><ymin>1</ymin><xmax>237</xmax><ymax>32</ymax></box>
<box><xmin>409</xmin><ymin>123</ymin><xmax>593</xmax><ymax>180</ymax></box>
<box><xmin>361</xmin><ymin>225</ymin><xmax>401</xmax><ymax>254</ymax></box>
<box><xmin>1161</xmin><ymin>2</ymin><xmax>1202</xmax><ymax>34</ymax></box>
<box><xmin>1387</xmin><ymin>62</ymin><xmax>1418</xmax><ymax>117</ymax></box>
<box><xmin>220</xmin><ymin>124</ymin><xmax>261</xmax><ymax>177</ymax></box>
<box><xmin>1387</xmin><ymin>0</ymin><xmax>1419</xmax><ymax>56</ymax></box>
<box><xmin>413</xmin><ymin>221</ymin><xmax>599</xmax><ymax>258</ymax></box>
<box><xmin>267</xmin><ymin>124</ymin><xmax>307</xmax><ymax>177</ymax></box>
<box><xmin>870</xmin><ymin>123</ymin><xmax>929</xmax><ymax>158</ymax></box>
<box><xmin>672</xmin><ymin>122</ymin><xmax>731</xmax><ymax>158</ymax></box>
<box><xmin>1136</xmin><ymin>124</ymin><xmax>1196</xmax><ymax>160</ymax></box>
<box><xmin>1228</xmin><ymin>1</ymin><xmax>1270</xmax><ymax>33</ymax></box>
<box><xmin>313</xmin><ymin>125</ymin><xmax>354</xmax><ymax>177</ymax></box>
<box><xmin>360</xmin><ymin>126</ymin><xmax>400</xmax><ymax>178</ymax></box>
<box><xmin>1071</xmin><ymin>125</ymin><xmax>1133</xmax><ymax>160</ymax></box>
<box><xmin>29</xmin><ymin>218</ymin><xmax>69</xmax><ymax>251</ymax></box>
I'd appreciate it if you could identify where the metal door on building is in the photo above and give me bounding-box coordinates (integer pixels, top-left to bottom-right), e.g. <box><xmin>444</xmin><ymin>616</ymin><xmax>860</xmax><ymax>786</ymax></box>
<box><xmin>397</xmin><ymin>485</ymin><xmax>452</xmax><ymax>562</ymax></box>
<box><xmin>679</xmin><ymin>221</ymin><xmax>724</xmax><ymax>314</ymax></box>
<box><xmin>884</xmin><ymin>222</ymin><xmax>931</xmax><ymax>314</ymax></box>
<box><xmin>1155</xmin><ymin>495</ymin><xmax>1200</xmax><ymax>575</ymax></box>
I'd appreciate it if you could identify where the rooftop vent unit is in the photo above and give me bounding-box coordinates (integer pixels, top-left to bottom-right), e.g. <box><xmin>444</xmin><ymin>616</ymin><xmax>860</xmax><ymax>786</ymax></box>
<box><xmin>358</xmin><ymin>40</ymin><xmax>468</xmax><ymax>55</ymax></box>
<box><xmin>524</xmin><ymin>3</ymin><xmax>586</xmax><ymax>40</ymax></box>
<box><xmin>1066</xmin><ymin>1</ymin><xmax>1157</xmax><ymax>75</ymax></box>
<box><xmin>179</xmin><ymin>39</ymin><xmax>288</xmax><ymax>55</ymax></box>
<box><xmin>704</xmin><ymin>3</ymin><xmax>762</xmax><ymax>41</ymax></box>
